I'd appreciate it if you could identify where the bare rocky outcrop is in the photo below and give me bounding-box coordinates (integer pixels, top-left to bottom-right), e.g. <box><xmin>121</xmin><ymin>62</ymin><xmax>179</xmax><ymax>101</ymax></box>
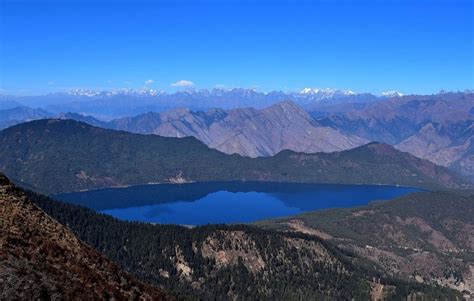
<box><xmin>110</xmin><ymin>101</ymin><xmax>368</xmax><ymax>157</ymax></box>
<box><xmin>201</xmin><ymin>231</ymin><xmax>266</xmax><ymax>273</ymax></box>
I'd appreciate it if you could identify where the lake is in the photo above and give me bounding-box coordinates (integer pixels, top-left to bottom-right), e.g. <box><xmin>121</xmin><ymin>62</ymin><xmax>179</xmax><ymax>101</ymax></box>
<box><xmin>56</xmin><ymin>181</ymin><xmax>420</xmax><ymax>225</ymax></box>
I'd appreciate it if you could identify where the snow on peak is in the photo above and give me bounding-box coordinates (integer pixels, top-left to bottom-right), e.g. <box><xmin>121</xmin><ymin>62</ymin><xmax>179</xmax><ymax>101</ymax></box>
<box><xmin>381</xmin><ymin>91</ymin><xmax>404</xmax><ymax>97</ymax></box>
<box><xmin>300</xmin><ymin>88</ymin><xmax>356</xmax><ymax>97</ymax></box>
<box><xmin>68</xmin><ymin>88</ymin><xmax>165</xmax><ymax>97</ymax></box>
<box><xmin>68</xmin><ymin>89</ymin><xmax>100</xmax><ymax>97</ymax></box>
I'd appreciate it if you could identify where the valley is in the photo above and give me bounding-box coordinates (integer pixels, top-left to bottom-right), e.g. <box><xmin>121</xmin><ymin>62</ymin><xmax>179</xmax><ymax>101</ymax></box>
<box><xmin>2</xmin><ymin>0</ymin><xmax>472</xmax><ymax>299</ymax></box>
<box><xmin>0</xmin><ymin>92</ymin><xmax>472</xmax><ymax>300</ymax></box>
<box><xmin>1</xmin><ymin>173</ymin><xmax>469</xmax><ymax>300</ymax></box>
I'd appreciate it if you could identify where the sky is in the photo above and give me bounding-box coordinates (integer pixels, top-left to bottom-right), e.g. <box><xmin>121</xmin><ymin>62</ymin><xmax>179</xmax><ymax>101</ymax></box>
<box><xmin>0</xmin><ymin>0</ymin><xmax>473</xmax><ymax>95</ymax></box>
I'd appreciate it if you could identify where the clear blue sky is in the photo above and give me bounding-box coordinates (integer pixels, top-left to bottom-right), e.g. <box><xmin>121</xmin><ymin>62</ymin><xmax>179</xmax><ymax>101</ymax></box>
<box><xmin>1</xmin><ymin>0</ymin><xmax>473</xmax><ymax>95</ymax></box>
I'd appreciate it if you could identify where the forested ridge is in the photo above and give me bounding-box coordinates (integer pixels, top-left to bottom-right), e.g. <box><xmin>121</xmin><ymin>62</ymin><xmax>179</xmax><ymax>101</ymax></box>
<box><xmin>18</xmin><ymin>181</ymin><xmax>461</xmax><ymax>300</ymax></box>
<box><xmin>0</xmin><ymin>119</ymin><xmax>468</xmax><ymax>194</ymax></box>
<box><xmin>259</xmin><ymin>191</ymin><xmax>474</xmax><ymax>298</ymax></box>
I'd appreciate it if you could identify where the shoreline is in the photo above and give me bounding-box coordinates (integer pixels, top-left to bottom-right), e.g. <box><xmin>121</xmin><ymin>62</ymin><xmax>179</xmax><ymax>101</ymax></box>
<box><xmin>53</xmin><ymin>180</ymin><xmax>424</xmax><ymax>196</ymax></box>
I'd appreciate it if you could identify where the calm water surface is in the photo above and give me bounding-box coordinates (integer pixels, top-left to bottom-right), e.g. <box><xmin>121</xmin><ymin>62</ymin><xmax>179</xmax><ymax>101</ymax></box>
<box><xmin>56</xmin><ymin>182</ymin><xmax>420</xmax><ymax>225</ymax></box>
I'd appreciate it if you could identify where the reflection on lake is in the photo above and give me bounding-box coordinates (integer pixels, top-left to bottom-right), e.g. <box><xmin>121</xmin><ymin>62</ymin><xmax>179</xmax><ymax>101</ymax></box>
<box><xmin>56</xmin><ymin>182</ymin><xmax>420</xmax><ymax>225</ymax></box>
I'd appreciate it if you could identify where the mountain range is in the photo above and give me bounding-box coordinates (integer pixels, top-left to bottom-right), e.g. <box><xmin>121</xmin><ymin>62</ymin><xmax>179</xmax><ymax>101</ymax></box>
<box><xmin>316</xmin><ymin>92</ymin><xmax>474</xmax><ymax>177</ymax></box>
<box><xmin>104</xmin><ymin>101</ymin><xmax>367</xmax><ymax>157</ymax></box>
<box><xmin>0</xmin><ymin>119</ymin><xmax>469</xmax><ymax>194</ymax></box>
<box><xmin>0</xmin><ymin>87</ymin><xmax>392</xmax><ymax>119</ymax></box>
<box><xmin>0</xmin><ymin>91</ymin><xmax>472</xmax><ymax>300</ymax></box>
<box><xmin>62</xmin><ymin>92</ymin><xmax>474</xmax><ymax>178</ymax></box>
<box><xmin>1</xmin><ymin>91</ymin><xmax>472</xmax><ymax>178</ymax></box>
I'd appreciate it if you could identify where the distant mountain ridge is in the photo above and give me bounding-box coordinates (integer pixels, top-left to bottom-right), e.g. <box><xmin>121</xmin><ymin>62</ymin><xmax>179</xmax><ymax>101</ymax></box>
<box><xmin>1</xmin><ymin>91</ymin><xmax>472</xmax><ymax>177</ymax></box>
<box><xmin>57</xmin><ymin>93</ymin><xmax>474</xmax><ymax>177</ymax></box>
<box><xmin>0</xmin><ymin>106</ymin><xmax>52</xmax><ymax>129</ymax></box>
<box><xmin>0</xmin><ymin>87</ymin><xmax>383</xmax><ymax>118</ymax></box>
<box><xmin>0</xmin><ymin>119</ymin><xmax>468</xmax><ymax>194</ymax></box>
<box><xmin>315</xmin><ymin>92</ymin><xmax>474</xmax><ymax>178</ymax></box>
<box><xmin>107</xmin><ymin>101</ymin><xmax>368</xmax><ymax>157</ymax></box>
<box><xmin>3</xmin><ymin>88</ymin><xmax>468</xmax><ymax>119</ymax></box>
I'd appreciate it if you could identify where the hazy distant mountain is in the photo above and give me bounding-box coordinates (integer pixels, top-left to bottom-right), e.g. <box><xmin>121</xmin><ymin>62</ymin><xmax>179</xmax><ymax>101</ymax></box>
<box><xmin>0</xmin><ymin>119</ymin><xmax>468</xmax><ymax>194</ymax></box>
<box><xmin>396</xmin><ymin>121</ymin><xmax>473</xmax><ymax>178</ymax></box>
<box><xmin>109</xmin><ymin>101</ymin><xmax>368</xmax><ymax>157</ymax></box>
<box><xmin>0</xmin><ymin>106</ymin><xmax>53</xmax><ymax>129</ymax></box>
<box><xmin>2</xmin><ymin>91</ymin><xmax>472</xmax><ymax>178</ymax></box>
<box><xmin>0</xmin><ymin>98</ymin><xmax>23</xmax><ymax>110</ymax></box>
<box><xmin>380</xmin><ymin>91</ymin><xmax>404</xmax><ymax>98</ymax></box>
<box><xmin>316</xmin><ymin>92</ymin><xmax>474</xmax><ymax>178</ymax></box>
<box><xmin>0</xmin><ymin>101</ymin><xmax>368</xmax><ymax>158</ymax></box>
<box><xmin>2</xmin><ymin>88</ymin><xmax>379</xmax><ymax>119</ymax></box>
<box><xmin>49</xmin><ymin>92</ymin><xmax>474</xmax><ymax>177</ymax></box>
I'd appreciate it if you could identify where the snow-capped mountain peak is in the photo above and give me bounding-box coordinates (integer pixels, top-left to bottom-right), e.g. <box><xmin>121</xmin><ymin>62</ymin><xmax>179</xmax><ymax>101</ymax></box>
<box><xmin>67</xmin><ymin>88</ymin><xmax>166</xmax><ymax>97</ymax></box>
<box><xmin>299</xmin><ymin>88</ymin><xmax>356</xmax><ymax>98</ymax></box>
<box><xmin>68</xmin><ymin>89</ymin><xmax>101</xmax><ymax>97</ymax></box>
<box><xmin>381</xmin><ymin>91</ymin><xmax>404</xmax><ymax>98</ymax></box>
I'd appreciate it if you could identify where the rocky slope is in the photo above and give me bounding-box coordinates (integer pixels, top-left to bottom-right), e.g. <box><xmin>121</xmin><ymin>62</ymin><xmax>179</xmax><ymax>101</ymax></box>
<box><xmin>108</xmin><ymin>101</ymin><xmax>367</xmax><ymax>157</ymax></box>
<box><xmin>395</xmin><ymin>121</ymin><xmax>473</xmax><ymax>178</ymax></box>
<box><xmin>0</xmin><ymin>119</ymin><xmax>469</xmax><ymax>194</ymax></box>
<box><xmin>60</xmin><ymin>92</ymin><xmax>473</xmax><ymax>177</ymax></box>
<box><xmin>0</xmin><ymin>174</ymin><xmax>171</xmax><ymax>300</ymax></box>
<box><xmin>2</xmin><ymin>92</ymin><xmax>472</xmax><ymax>178</ymax></box>
<box><xmin>316</xmin><ymin>92</ymin><xmax>474</xmax><ymax>178</ymax></box>
<box><xmin>258</xmin><ymin>191</ymin><xmax>474</xmax><ymax>299</ymax></box>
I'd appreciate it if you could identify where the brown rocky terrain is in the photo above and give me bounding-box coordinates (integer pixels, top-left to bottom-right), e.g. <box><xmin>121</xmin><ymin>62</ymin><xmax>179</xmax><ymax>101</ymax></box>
<box><xmin>0</xmin><ymin>174</ymin><xmax>172</xmax><ymax>300</ymax></box>
<box><xmin>316</xmin><ymin>92</ymin><xmax>474</xmax><ymax>178</ymax></box>
<box><xmin>109</xmin><ymin>100</ymin><xmax>367</xmax><ymax>157</ymax></box>
<box><xmin>395</xmin><ymin>121</ymin><xmax>473</xmax><ymax>178</ymax></box>
<box><xmin>3</xmin><ymin>92</ymin><xmax>473</xmax><ymax>178</ymax></box>
<box><xmin>106</xmin><ymin>93</ymin><xmax>473</xmax><ymax>177</ymax></box>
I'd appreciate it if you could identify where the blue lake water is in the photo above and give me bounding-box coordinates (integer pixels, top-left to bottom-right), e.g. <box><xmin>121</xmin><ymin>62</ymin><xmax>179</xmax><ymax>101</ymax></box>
<box><xmin>56</xmin><ymin>182</ymin><xmax>420</xmax><ymax>225</ymax></box>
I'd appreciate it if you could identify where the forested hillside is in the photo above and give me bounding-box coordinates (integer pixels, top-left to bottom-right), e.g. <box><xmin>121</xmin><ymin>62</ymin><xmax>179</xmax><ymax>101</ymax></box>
<box><xmin>0</xmin><ymin>119</ymin><xmax>468</xmax><ymax>194</ymax></box>
<box><xmin>259</xmin><ymin>191</ymin><xmax>474</xmax><ymax>298</ymax></box>
<box><xmin>0</xmin><ymin>175</ymin><xmax>458</xmax><ymax>300</ymax></box>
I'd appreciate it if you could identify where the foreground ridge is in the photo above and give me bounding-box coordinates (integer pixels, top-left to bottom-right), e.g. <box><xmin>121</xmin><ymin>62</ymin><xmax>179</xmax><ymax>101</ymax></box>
<box><xmin>0</xmin><ymin>173</ymin><xmax>172</xmax><ymax>300</ymax></box>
